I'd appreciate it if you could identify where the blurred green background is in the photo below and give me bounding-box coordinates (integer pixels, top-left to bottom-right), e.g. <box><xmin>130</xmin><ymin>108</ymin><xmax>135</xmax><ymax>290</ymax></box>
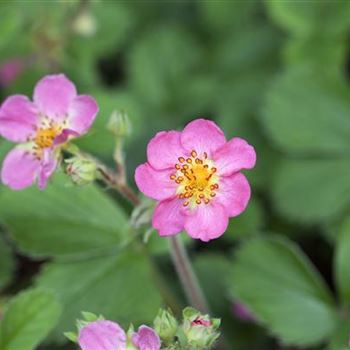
<box><xmin>1</xmin><ymin>1</ymin><xmax>350</xmax><ymax>350</ymax></box>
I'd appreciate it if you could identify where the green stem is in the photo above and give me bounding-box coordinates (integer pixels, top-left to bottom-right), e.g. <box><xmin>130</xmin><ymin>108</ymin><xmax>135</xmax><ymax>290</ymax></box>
<box><xmin>169</xmin><ymin>235</ymin><xmax>210</xmax><ymax>314</ymax></box>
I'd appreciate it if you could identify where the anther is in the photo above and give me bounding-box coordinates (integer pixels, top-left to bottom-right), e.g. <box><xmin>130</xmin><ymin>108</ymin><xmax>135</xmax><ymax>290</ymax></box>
<box><xmin>196</xmin><ymin>199</ymin><xmax>201</xmax><ymax>205</ymax></box>
<box><xmin>211</xmin><ymin>167</ymin><xmax>217</xmax><ymax>173</ymax></box>
<box><xmin>183</xmin><ymin>201</ymin><xmax>189</xmax><ymax>207</ymax></box>
<box><xmin>204</xmin><ymin>198</ymin><xmax>210</xmax><ymax>204</ymax></box>
<box><xmin>186</xmin><ymin>158</ymin><xmax>192</xmax><ymax>163</ymax></box>
<box><xmin>178</xmin><ymin>157</ymin><xmax>185</xmax><ymax>163</ymax></box>
<box><xmin>191</xmin><ymin>150</ymin><xmax>197</xmax><ymax>157</ymax></box>
<box><xmin>175</xmin><ymin>164</ymin><xmax>181</xmax><ymax>170</ymax></box>
<box><xmin>210</xmin><ymin>192</ymin><xmax>216</xmax><ymax>197</ymax></box>
<box><xmin>203</xmin><ymin>152</ymin><xmax>208</xmax><ymax>159</ymax></box>
<box><xmin>170</xmin><ymin>175</ymin><xmax>176</xmax><ymax>180</ymax></box>
<box><xmin>199</xmin><ymin>194</ymin><xmax>205</xmax><ymax>199</ymax></box>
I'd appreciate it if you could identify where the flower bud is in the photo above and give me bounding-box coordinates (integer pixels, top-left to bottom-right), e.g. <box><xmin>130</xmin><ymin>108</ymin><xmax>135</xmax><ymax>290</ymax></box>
<box><xmin>126</xmin><ymin>325</ymin><xmax>138</xmax><ymax>350</ymax></box>
<box><xmin>107</xmin><ymin>110</ymin><xmax>132</xmax><ymax>138</ymax></box>
<box><xmin>182</xmin><ymin>307</ymin><xmax>220</xmax><ymax>349</ymax></box>
<box><xmin>65</xmin><ymin>157</ymin><xmax>98</xmax><ymax>186</ymax></box>
<box><xmin>72</xmin><ymin>10</ymin><xmax>97</xmax><ymax>37</ymax></box>
<box><xmin>153</xmin><ymin>308</ymin><xmax>178</xmax><ymax>344</ymax></box>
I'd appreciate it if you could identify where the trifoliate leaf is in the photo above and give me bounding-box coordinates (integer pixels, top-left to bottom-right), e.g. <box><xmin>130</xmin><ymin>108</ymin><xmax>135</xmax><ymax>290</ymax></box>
<box><xmin>0</xmin><ymin>288</ymin><xmax>62</xmax><ymax>350</ymax></box>
<box><xmin>229</xmin><ymin>236</ymin><xmax>337</xmax><ymax>346</ymax></box>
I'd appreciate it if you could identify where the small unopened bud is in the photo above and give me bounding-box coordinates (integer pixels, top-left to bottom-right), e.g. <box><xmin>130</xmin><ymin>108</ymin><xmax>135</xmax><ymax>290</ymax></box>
<box><xmin>107</xmin><ymin>110</ymin><xmax>132</xmax><ymax>138</ymax></box>
<box><xmin>154</xmin><ymin>309</ymin><xmax>178</xmax><ymax>344</ymax></box>
<box><xmin>126</xmin><ymin>325</ymin><xmax>138</xmax><ymax>350</ymax></box>
<box><xmin>182</xmin><ymin>307</ymin><xmax>220</xmax><ymax>349</ymax></box>
<box><xmin>65</xmin><ymin>157</ymin><xmax>98</xmax><ymax>186</ymax></box>
<box><xmin>72</xmin><ymin>10</ymin><xmax>97</xmax><ymax>37</ymax></box>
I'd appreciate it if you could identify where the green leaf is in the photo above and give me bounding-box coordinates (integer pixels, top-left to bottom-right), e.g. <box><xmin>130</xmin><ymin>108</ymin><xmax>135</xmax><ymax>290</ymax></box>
<box><xmin>229</xmin><ymin>236</ymin><xmax>337</xmax><ymax>346</ymax></box>
<box><xmin>283</xmin><ymin>36</ymin><xmax>347</xmax><ymax>71</ymax></box>
<box><xmin>0</xmin><ymin>288</ymin><xmax>62</xmax><ymax>350</ymax></box>
<box><xmin>0</xmin><ymin>174</ymin><xmax>128</xmax><ymax>259</ymax></box>
<box><xmin>327</xmin><ymin>317</ymin><xmax>350</xmax><ymax>350</ymax></box>
<box><xmin>198</xmin><ymin>0</ymin><xmax>258</xmax><ymax>34</ymax></box>
<box><xmin>128</xmin><ymin>25</ymin><xmax>202</xmax><ymax>109</ymax></box>
<box><xmin>36</xmin><ymin>251</ymin><xmax>162</xmax><ymax>342</ymax></box>
<box><xmin>262</xmin><ymin>67</ymin><xmax>350</xmax><ymax>156</ymax></box>
<box><xmin>335</xmin><ymin>216</ymin><xmax>350</xmax><ymax>304</ymax></box>
<box><xmin>273</xmin><ymin>158</ymin><xmax>350</xmax><ymax>223</ymax></box>
<box><xmin>266</xmin><ymin>0</ymin><xmax>350</xmax><ymax>37</ymax></box>
<box><xmin>0</xmin><ymin>235</ymin><xmax>15</xmax><ymax>290</ymax></box>
<box><xmin>215</xmin><ymin>24</ymin><xmax>282</xmax><ymax>75</ymax></box>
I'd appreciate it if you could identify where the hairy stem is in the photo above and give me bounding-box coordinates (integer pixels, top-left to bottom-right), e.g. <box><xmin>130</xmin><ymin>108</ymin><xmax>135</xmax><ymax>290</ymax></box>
<box><xmin>169</xmin><ymin>235</ymin><xmax>210</xmax><ymax>314</ymax></box>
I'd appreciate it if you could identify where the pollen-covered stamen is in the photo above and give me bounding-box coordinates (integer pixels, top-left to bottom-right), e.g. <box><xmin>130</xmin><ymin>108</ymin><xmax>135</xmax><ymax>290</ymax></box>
<box><xmin>170</xmin><ymin>149</ymin><xmax>219</xmax><ymax>207</ymax></box>
<box><xmin>32</xmin><ymin>121</ymin><xmax>63</xmax><ymax>159</ymax></box>
<box><xmin>34</xmin><ymin>127</ymin><xmax>57</xmax><ymax>148</ymax></box>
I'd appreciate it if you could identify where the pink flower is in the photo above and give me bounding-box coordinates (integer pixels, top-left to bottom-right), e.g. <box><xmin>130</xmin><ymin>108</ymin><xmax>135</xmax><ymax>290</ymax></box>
<box><xmin>135</xmin><ymin>119</ymin><xmax>256</xmax><ymax>241</ymax></box>
<box><xmin>132</xmin><ymin>325</ymin><xmax>161</xmax><ymax>350</ymax></box>
<box><xmin>0</xmin><ymin>58</ymin><xmax>24</xmax><ymax>87</ymax></box>
<box><xmin>0</xmin><ymin>74</ymin><xmax>98</xmax><ymax>190</ymax></box>
<box><xmin>77</xmin><ymin>321</ymin><xmax>160</xmax><ymax>350</ymax></box>
<box><xmin>78</xmin><ymin>320</ymin><xmax>127</xmax><ymax>350</ymax></box>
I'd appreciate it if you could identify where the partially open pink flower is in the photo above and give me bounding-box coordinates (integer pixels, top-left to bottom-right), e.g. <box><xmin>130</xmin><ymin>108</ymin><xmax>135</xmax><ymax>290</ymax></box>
<box><xmin>132</xmin><ymin>325</ymin><xmax>161</xmax><ymax>350</ymax></box>
<box><xmin>0</xmin><ymin>74</ymin><xmax>98</xmax><ymax>190</ymax></box>
<box><xmin>135</xmin><ymin>119</ymin><xmax>256</xmax><ymax>241</ymax></box>
<box><xmin>78</xmin><ymin>320</ymin><xmax>127</xmax><ymax>350</ymax></box>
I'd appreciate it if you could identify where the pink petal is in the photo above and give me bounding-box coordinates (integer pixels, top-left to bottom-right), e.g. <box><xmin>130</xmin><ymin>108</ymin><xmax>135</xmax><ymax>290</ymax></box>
<box><xmin>33</xmin><ymin>74</ymin><xmax>77</xmax><ymax>120</ymax></box>
<box><xmin>215</xmin><ymin>173</ymin><xmax>251</xmax><ymax>217</ymax></box>
<box><xmin>135</xmin><ymin>163</ymin><xmax>176</xmax><ymax>201</ymax></box>
<box><xmin>132</xmin><ymin>326</ymin><xmax>161</xmax><ymax>350</ymax></box>
<box><xmin>38</xmin><ymin>149</ymin><xmax>59</xmax><ymax>190</ymax></box>
<box><xmin>54</xmin><ymin>129</ymin><xmax>80</xmax><ymax>146</ymax></box>
<box><xmin>147</xmin><ymin>131</ymin><xmax>187</xmax><ymax>170</ymax></box>
<box><xmin>78</xmin><ymin>320</ymin><xmax>126</xmax><ymax>350</ymax></box>
<box><xmin>184</xmin><ymin>202</ymin><xmax>228</xmax><ymax>241</ymax></box>
<box><xmin>1</xmin><ymin>146</ymin><xmax>40</xmax><ymax>190</ymax></box>
<box><xmin>0</xmin><ymin>95</ymin><xmax>38</xmax><ymax>142</ymax></box>
<box><xmin>68</xmin><ymin>95</ymin><xmax>99</xmax><ymax>135</ymax></box>
<box><xmin>180</xmin><ymin>119</ymin><xmax>226</xmax><ymax>156</ymax></box>
<box><xmin>153</xmin><ymin>197</ymin><xmax>186</xmax><ymax>236</ymax></box>
<box><xmin>213</xmin><ymin>138</ymin><xmax>256</xmax><ymax>176</ymax></box>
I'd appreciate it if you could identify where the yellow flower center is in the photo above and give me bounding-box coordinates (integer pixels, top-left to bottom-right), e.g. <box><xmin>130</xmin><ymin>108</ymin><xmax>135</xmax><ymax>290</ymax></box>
<box><xmin>34</xmin><ymin>126</ymin><xmax>61</xmax><ymax>149</ymax></box>
<box><xmin>170</xmin><ymin>150</ymin><xmax>219</xmax><ymax>208</ymax></box>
